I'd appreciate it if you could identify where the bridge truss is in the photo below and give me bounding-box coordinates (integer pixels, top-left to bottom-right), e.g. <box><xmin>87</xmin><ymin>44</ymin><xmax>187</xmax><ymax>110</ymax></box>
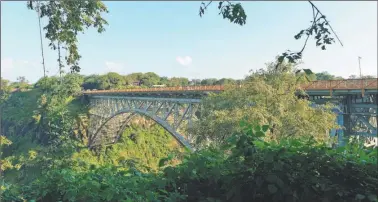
<box><xmin>310</xmin><ymin>93</ymin><xmax>377</xmax><ymax>146</ymax></box>
<box><xmin>87</xmin><ymin>95</ymin><xmax>201</xmax><ymax>150</ymax></box>
<box><xmin>84</xmin><ymin>79</ymin><xmax>378</xmax><ymax>149</ymax></box>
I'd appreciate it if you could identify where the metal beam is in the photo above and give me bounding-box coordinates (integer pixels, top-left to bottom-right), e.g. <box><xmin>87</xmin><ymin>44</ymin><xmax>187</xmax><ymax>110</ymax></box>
<box><xmin>90</xmin><ymin>95</ymin><xmax>201</xmax><ymax>104</ymax></box>
<box><xmin>350</xmin><ymin>104</ymin><xmax>378</xmax><ymax>109</ymax></box>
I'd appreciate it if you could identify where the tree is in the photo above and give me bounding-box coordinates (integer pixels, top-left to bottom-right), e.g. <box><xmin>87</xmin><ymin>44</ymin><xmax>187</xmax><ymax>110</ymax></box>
<box><xmin>168</xmin><ymin>77</ymin><xmax>190</xmax><ymax>87</ymax></box>
<box><xmin>10</xmin><ymin>76</ymin><xmax>30</xmax><ymax>90</ymax></box>
<box><xmin>97</xmin><ymin>72</ymin><xmax>126</xmax><ymax>90</ymax></box>
<box><xmin>0</xmin><ymin>78</ymin><xmax>12</xmax><ymax>102</ymax></box>
<box><xmin>82</xmin><ymin>74</ymin><xmax>101</xmax><ymax>90</ymax></box>
<box><xmin>315</xmin><ymin>71</ymin><xmax>336</xmax><ymax>80</ymax></box>
<box><xmin>190</xmin><ymin>79</ymin><xmax>202</xmax><ymax>85</ymax></box>
<box><xmin>158</xmin><ymin>76</ymin><xmax>170</xmax><ymax>85</ymax></box>
<box><xmin>361</xmin><ymin>75</ymin><xmax>376</xmax><ymax>79</ymax></box>
<box><xmin>125</xmin><ymin>73</ymin><xmax>144</xmax><ymax>85</ymax></box>
<box><xmin>34</xmin><ymin>76</ymin><xmax>60</xmax><ymax>91</ymax></box>
<box><xmin>59</xmin><ymin>73</ymin><xmax>85</xmax><ymax>95</ymax></box>
<box><xmin>214</xmin><ymin>78</ymin><xmax>236</xmax><ymax>85</ymax></box>
<box><xmin>200</xmin><ymin>78</ymin><xmax>218</xmax><ymax>86</ymax></box>
<box><xmin>17</xmin><ymin>76</ymin><xmax>27</xmax><ymax>84</ymax></box>
<box><xmin>188</xmin><ymin>61</ymin><xmax>338</xmax><ymax>149</ymax></box>
<box><xmin>349</xmin><ymin>75</ymin><xmax>358</xmax><ymax>79</ymax></box>
<box><xmin>140</xmin><ymin>72</ymin><xmax>161</xmax><ymax>87</ymax></box>
<box><xmin>27</xmin><ymin>0</ymin><xmax>108</xmax><ymax>73</ymax></box>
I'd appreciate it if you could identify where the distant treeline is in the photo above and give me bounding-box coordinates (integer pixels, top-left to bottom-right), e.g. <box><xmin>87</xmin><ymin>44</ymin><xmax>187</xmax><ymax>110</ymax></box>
<box><xmin>1</xmin><ymin>71</ymin><xmax>376</xmax><ymax>92</ymax></box>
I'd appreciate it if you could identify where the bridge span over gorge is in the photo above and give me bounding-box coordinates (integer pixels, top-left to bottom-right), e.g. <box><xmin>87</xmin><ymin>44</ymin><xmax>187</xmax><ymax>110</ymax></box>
<box><xmin>83</xmin><ymin>79</ymin><xmax>378</xmax><ymax>150</ymax></box>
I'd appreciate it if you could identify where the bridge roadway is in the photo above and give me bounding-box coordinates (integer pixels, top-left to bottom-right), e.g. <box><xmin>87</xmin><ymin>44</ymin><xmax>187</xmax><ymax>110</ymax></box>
<box><xmin>83</xmin><ymin>79</ymin><xmax>378</xmax><ymax>150</ymax></box>
<box><xmin>83</xmin><ymin>79</ymin><xmax>378</xmax><ymax>96</ymax></box>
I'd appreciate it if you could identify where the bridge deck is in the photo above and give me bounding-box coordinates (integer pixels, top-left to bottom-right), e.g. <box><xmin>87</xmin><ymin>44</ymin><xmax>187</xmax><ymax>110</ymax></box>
<box><xmin>83</xmin><ymin>79</ymin><xmax>378</xmax><ymax>96</ymax></box>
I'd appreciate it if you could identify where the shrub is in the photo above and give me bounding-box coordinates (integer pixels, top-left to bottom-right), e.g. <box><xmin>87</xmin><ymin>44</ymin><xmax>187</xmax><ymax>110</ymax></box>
<box><xmin>4</xmin><ymin>122</ymin><xmax>377</xmax><ymax>202</ymax></box>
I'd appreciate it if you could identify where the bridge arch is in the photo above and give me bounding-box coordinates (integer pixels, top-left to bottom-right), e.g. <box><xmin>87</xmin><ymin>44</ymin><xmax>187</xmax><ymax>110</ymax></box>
<box><xmin>89</xmin><ymin>108</ymin><xmax>193</xmax><ymax>151</ymax></box>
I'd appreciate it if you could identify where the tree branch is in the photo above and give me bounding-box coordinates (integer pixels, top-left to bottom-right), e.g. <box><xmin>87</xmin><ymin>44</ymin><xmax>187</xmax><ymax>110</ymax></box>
<box><xmin>199</xmin><ymin>1</ymin><xmax>213</xmax><ymax>17</ymax></box>
<box><xmin>308</xmin><ymin>1</ymin><xmax>343</xmax><ymax>47</ymax></box>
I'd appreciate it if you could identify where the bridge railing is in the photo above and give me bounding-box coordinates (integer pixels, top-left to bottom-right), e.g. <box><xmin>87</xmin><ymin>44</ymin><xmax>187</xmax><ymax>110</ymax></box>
<box><xmin>300</xmin><ymin>79</ymin><xmax>377</xmax><ymax>90</ymax></box>
<box><xmin>83</xmin><ymin>79</ymin><xmax>377</xmax><ymax>94</ymax></box>
<box><xmin>83</xmin><ymin>85</ymin><xmax>225</xmax><ymax>94</ymax></box>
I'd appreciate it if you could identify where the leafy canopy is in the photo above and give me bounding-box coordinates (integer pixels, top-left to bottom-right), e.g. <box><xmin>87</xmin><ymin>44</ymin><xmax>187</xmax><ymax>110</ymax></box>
<box><xmin>188</xmin><ymin>60</ymin><xmax>338</xmax><ymax>149</ymax></box>
<box><xmin>27</xmin><ymin>0</ymin><xmax>109</xmax><ymax>72</ymax></box>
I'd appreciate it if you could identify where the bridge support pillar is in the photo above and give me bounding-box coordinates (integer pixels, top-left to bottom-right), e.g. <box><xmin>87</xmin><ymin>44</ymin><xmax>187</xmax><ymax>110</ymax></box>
<box><xmin>343</xmin><ymin>95</ymin><xmax>352</xmax><ymax>135</ymax></box>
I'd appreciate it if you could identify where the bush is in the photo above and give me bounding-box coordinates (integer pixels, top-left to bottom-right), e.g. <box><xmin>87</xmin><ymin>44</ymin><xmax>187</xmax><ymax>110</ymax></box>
<box><xmin>4</xmin><ymin>123</ymin><xmax>377</xmax><ymax>202</ymax></box>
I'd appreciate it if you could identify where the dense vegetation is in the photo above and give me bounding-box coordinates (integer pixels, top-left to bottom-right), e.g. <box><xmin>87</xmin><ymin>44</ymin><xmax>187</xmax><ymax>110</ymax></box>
<box><xmin>1</xmin><ymin>61</ymin><xmax>377</xmax><ymax>202</ymax></box>
<box><xmin>1</xmin><ymin>1</ymin><xmax>377</xmax><ymax>201</ymax></box>
<box><xmin>2</xmin><ymin>70</ymin><xmax>374</xmax><ymax>93</ymax></box>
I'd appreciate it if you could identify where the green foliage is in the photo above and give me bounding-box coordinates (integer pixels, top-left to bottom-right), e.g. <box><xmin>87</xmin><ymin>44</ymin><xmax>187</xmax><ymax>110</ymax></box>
<box><xmin>0</xmin><ymin>78</ymin><xmax>12</xmax><ymax>102</ymax></box>
<box><xmin>27</xmin><ymin>0</ymin><xmax>109</xmax><ymax>72</ymax></box>
<box><xmin>79</xmin><ymin>72</ymin><xmax>238</xmax><ymax>90</ymax></box>
<box><xmin>166</xmin><ymin>77</ymin><xmax>190</xmax><ymax>87</ymax></box>
<box><xmin>189</xmin><ymin>61</ymin><xmax>338</xmax><ymax>149</ymax></box>
<box><xmin>316</xmin><ymin>71</ymin><xmax>339</xmax><ymax>80</ymax></box>
<box><xmin>59</xmin><ymin>73</ymin><xmax>85</xmax><ymax>95</ymax></box>
<box><xmin>214</xmin><ymin>78</ymin><xmax>236</xmax><ymax>85</ymax></box>
<box><xmin>198</xmin><ymin>1</ymin><xmax>341</xmax><ymax>67</ymax></box>
<box><xmin>2</xmin><ymin>89</ymin><xmax>41</xmax><ymax>131</ymax></box>
<box><xmin>97</xmin><ymin>72</ymin><xmax>126</xmax><ymax>90</ymax></box>
<box><xmin>34</xmin><ymin>76</ymin><xmax>60</xmax><ymax>91</ymax></box>
<box><xmin>200</xmin><ymin>78</ymin><xmax>218</xmax><ymax>86</ymax></box>
<box><xmin>83</xmin><ymin>122</ymin><xmax>184</xmax><ymax>171</ymax></box>
<box><xmin>1</xmin><ymin>70</ymin><xmax>376</xmax><ymax>202</ymax></box>
<box><xmin>140</xmin><ymin>72</ymin><xmax>161</xmax><ymax>86</ymax></box>
<box><xmin>7</xmin><ymin>76</ymin><xmax>32</xmax><ymax>91</ymax></box>
<box><xmin>3</xmin><ymin>122</ymin><xmax>377</xmax><ymax>202</ymax></box>
<box><xmin>1</xmin><ymin>73</ymin><xmax>186</xmax><ymax>201</ymax></box>
<box><xmin>82</xmin><ymin>74</ymin><xmax>101</xmax><ymax>90</ymax></box>
<box><xmin>199</xmin><ymin>1</ymin><xmax>247</xmax><ymax>26</ymax></box>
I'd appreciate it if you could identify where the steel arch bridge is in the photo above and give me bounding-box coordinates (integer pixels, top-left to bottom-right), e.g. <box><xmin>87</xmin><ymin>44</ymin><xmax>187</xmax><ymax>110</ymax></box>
<box><xmin>86</xmin><ymin>95</ymin><xmax>203</xmax><ymax>150</ymax></box>
<box><xmin>83</xmin><ymin>79</ymin><xmax>378</xmax><ymax>150</ymax></box>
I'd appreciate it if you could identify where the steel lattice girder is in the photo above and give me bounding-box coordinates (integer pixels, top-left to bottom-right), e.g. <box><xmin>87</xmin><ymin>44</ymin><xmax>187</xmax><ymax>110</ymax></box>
<box><xmin>87</xmin><ymin>96</ymin><xmax>201</xmax><ymax>150</ymax></box>
<box><xmin>312</xmin><ymin>94</ymin><xmax>377</xmax><ymax>138</ymax></box>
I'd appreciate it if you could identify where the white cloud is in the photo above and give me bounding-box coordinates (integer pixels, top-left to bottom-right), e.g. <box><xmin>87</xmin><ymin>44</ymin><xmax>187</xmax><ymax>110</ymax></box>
<box><xmin>176</xmin><ymin>56</ymin><xmax>192</xmax><ymax>66</ymax></box>
<box><xmin>105</xmin><ymin>61</ymin><xmax>125</xmax><ymax>72</ymax></box>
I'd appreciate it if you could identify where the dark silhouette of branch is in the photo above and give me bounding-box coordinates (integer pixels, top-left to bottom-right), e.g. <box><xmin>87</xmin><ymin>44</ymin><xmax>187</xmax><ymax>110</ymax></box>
<box><xmin>276</xmin><ymin>1</ymin><xmax>343</xmax><ymax>67</ymax></box>
<box><xmin>199</xmin><ymin>1</ymin><xmax>213</xmax><ymax>17</ymax></box>
<box><xmin>308</xmin><ymin>1</ymin><xmax>343</xmax><ymax>47</ymax></box>
<box><xmin>198</xmin><ymin>1</ymin><xmax>342</xmax><ymax>67</ymax></box>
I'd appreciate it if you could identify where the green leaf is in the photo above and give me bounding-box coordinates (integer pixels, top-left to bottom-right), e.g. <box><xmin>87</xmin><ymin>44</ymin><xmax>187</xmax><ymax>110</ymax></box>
<box><xmin>303</xmin><ymin>69</ymin><xmax>313</xmax><ymax>75</ymax></box>
<box><xmin>262</xmin><ymin>125</ymin><xmax>269</xmax><ymax>132</ymax></box>
<box><xmin>158</xmin><ymin>157</ymin><xmax>168</xmax><ymax>167</ymax></box>
<box><xmin>255</xmin><ymin>131</ymin><xmax>265</xmax><ymax>138</ymax></box>
<box><xmin>218</xmin><ymin>1</ymin><xmax>223</xmax><ymax>9</ymax></box>
<box><xmin>264</xmin><ymin>152</ymin><xmax>274</xmax><ymax>163</ymax></box>
<box><xmin>266</xmin><ymin>174</ymin><xmax>278</xmax><ymax>183</ymax></box>
<box><xmin>367</xmin><ymin>194</ymin><xmax>377</xmax><ymax>202</ymax></box>
<box><xmin>355</xmin><ymin>194</ymin><xmax>366</xmax><ymax>200</ymax></box>
<box><xmin>254</xmin><ymin>125</ymin><xmax>261</xmax><ymax>132</ymax></box>
<box><xmin>268</xmin><ymin>184</ymin><xmax>278</xmax><ymax>194</ymax></box>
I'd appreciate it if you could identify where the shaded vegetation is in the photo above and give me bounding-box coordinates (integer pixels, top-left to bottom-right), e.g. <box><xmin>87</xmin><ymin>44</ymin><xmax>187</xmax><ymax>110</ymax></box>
<box><xmin>188</xmin><ymin>61</ymin><xmax>338</xmax><ymax>149</ymax></box>
<box><xmin>1</xmin><ymin>122</ymin><xmax>377</xmax><ymax>202</ymax></box>
<box><xmin>1</xmin><ymin>61</ymin><xmax>377</xmax><ymax>202</ymax></box>
<box><xmin>1</xmin><ymin>2</ymin><xmax>376</xmax><ymax>200</ymax></box>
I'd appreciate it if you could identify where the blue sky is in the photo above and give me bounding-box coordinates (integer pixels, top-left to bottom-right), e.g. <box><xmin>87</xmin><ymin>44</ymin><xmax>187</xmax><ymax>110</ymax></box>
<box><xmin>1</xmin><ymin>1</ymin><xmax>377</xmax><ymax>83</ymax></box>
